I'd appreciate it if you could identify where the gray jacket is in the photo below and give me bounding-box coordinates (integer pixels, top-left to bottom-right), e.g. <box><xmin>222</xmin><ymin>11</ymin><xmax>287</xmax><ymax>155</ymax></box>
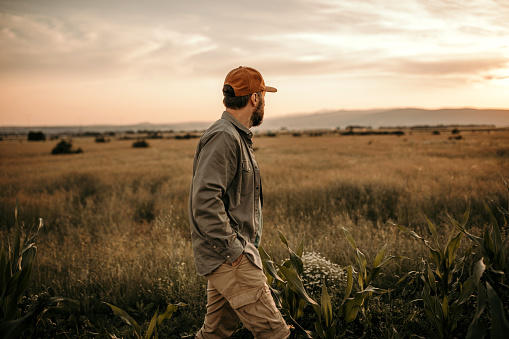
<box><xmin>189</xmin><ymin>111</ymin><xmax>263</xmax><ymax>276</ymax></box>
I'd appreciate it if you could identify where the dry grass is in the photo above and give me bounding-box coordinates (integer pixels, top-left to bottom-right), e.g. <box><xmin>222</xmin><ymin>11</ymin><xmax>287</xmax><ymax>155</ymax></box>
<box><xmin>0</xmin><ymin>128</ymin><xmax>508</xmax><ymax>337</ymax></box>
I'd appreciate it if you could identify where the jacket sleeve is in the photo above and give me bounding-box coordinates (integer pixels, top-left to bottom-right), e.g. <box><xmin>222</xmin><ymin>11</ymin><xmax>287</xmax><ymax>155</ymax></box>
<box><xmin>191</xmin><ymin>130</ymin><xmax>244</xmax><ymax>263</ymax></box>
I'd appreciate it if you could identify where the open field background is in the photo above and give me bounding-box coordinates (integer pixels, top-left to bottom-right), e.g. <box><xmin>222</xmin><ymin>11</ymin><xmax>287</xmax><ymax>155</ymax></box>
<box><xmin>1</xmin><ymin>127</ymin><xmax>508</xmax><ymax>338</ymax></box>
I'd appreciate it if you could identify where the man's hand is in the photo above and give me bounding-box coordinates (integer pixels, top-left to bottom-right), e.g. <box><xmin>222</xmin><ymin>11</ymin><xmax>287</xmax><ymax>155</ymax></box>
<box><xmin>231</xmin><ymin>253</ymin><xmax>243</xmax><ymax>267</ymax></box>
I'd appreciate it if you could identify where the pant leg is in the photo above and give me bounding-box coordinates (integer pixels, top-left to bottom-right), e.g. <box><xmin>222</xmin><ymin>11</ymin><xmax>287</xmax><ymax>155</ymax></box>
<box><xmin>201</xmin><ymin>255</ymin><xmax>290</xmax><ymax>339</ymax></box>
<box><xmin>196</xmin><ymin>280</ymin><xmax>240</xmax><ymax>339</ymax></box>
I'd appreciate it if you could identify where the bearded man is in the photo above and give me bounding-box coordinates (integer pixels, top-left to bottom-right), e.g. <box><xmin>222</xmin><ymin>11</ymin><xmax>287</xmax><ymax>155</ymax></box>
<box><xmin>189</xmin><ymin>66</ymin><xmax>290</xmax><ymax>338</ymax></box>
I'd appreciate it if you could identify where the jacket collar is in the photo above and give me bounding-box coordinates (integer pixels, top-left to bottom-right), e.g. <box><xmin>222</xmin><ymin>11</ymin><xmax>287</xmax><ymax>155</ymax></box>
<box><xmin>221</xmin><ymin>111</ymin><xmax>253</xmax><ymax>139</ymax></box>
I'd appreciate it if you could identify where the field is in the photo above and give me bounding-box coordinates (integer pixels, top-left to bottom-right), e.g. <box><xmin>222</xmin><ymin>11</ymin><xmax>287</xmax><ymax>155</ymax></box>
<box><xmin>1</xmin><ymin>127</ymin><xmax>508</xmax><ymax>338</ymax></box>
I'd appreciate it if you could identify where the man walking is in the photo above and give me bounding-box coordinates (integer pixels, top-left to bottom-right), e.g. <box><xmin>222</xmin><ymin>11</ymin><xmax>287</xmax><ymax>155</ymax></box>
<box><xmin>189</xmin><ymin>66</ymin><xmax>290</xmax><ymax>338</ymax></box>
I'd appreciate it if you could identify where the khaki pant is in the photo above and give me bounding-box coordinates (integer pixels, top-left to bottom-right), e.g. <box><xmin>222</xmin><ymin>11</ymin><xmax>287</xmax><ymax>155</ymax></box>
<box><xmin>196</xmin><ymin>255</ymin><xmax>290</xmax><ymax>339</ymax></box>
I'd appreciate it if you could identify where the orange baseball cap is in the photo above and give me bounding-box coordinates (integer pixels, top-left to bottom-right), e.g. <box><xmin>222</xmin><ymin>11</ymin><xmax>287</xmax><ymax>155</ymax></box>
<box><xmin>224</xmin><ymin>66</ymin><xmax>277</xmax><ymax>97</ymax></box>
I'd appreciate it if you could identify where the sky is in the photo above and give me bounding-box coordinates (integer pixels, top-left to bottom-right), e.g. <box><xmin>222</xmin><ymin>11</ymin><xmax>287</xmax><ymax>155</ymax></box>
<box><xmin>1</xmin><ymin>0</ymin><xmax>509</xmax><ymax>126</ymax></box>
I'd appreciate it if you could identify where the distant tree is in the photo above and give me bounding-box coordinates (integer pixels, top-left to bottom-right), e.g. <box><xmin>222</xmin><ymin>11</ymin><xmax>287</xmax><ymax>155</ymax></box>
<box><xmin>51</xmin><ymin>140</ymin><xmax>83</xmax><ymax>155</ymax></box>
<box><xmin>132</xmin><ymin>139</ymin><xmax>149</xmax><ymax>148</ymax></box>
<box><xmin>27</xmin><ymin>131</ymin><xmax>46</xmax><ymax>141</ymax></box>
<box><xmin>451</xmin><ymin>128</ymin><xmax>460</xmax><ymax>134</ymax></box>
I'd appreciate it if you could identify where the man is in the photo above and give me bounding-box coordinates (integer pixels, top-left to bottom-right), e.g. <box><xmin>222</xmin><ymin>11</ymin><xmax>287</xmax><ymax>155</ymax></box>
<box><xmin>189</xmin><ymin>66</ymin><xmax>290</xmax><ymax>339</ymax></box>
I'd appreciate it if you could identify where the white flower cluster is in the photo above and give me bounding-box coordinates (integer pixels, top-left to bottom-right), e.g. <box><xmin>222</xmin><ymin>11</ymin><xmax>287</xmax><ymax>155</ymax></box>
<box><xmin>301</xmin><ymin>251</ymin><xmax>347</xmax><ymax>295</ymax></box>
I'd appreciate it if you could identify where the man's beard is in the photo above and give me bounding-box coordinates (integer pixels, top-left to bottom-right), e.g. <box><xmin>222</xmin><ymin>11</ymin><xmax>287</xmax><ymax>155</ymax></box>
<box><xmin>250</xmin><ymin>97</ymin><xmax>264</xmax><ymax>127</ymax></box>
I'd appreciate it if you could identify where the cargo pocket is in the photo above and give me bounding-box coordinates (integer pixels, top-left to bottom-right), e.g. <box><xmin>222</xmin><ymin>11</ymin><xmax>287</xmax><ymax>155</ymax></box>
<box><xmin>235</xmin><ymin>286</ymin><xmax>287</xmax><ymax>337</ymax></box>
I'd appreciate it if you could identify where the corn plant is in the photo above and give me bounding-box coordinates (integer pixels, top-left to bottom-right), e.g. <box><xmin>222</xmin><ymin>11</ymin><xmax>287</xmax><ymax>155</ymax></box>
<box><xmin>104</xmin><ymin>301</ymin><xmax>186</xmax><ymax>339</ymax></box>
<box><xmin>451</xmin><ymin>203</ymin><xmax>507</xmax><ymax>289</ymax></box>
<box><xmin>259</xmin><ymin>232</ymin><xmax>317</xmax><ymax>338</ymax></box>
<box><xmin>450</xmin><ymin>202</ymin><xmax>509</xmax><ymax>338</ymax></box>
<box><xmin>465</xmin><ymin>258</ymin><xmax>509</xmax><ymax>339</ymax></box>
<box><xmin>396</xmin><ymin>214</ymin><xmax>476</xmax><ymax>338</ymax></box>
<box><xmin>342</xmin><ymin>227</ymin><xmax>403</xmax><ymax>323</ymax></box>
<box><xmin>313</xmin><ymin>265</ymin><xmax>379</xmax><ymax>338</ymax></box>
<box><xmin>0</xmin><ymin>199</ymin><xmax>63</xmax><ymax>339</ymax></box>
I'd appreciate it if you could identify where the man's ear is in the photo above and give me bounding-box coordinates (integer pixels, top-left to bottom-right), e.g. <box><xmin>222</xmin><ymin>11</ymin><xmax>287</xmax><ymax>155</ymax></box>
<box><xmin>249</xmin><ymin>93</ymin><xmax>257</xmax><ymax>107</ymax></box>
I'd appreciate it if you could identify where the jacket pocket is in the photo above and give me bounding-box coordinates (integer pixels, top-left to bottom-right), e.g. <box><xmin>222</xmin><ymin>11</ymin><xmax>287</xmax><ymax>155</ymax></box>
<box><xmin>241</xmin><ymin>160</ymin><xmax>252</xmax><ymax>196</ymax></box>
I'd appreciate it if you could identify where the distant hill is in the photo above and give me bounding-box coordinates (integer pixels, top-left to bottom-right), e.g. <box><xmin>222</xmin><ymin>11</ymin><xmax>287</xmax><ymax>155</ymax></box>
<box><xmin>1</xmin><ymin>108</ymin><xmax>508</xmax><ymax>135</ymax></box>
<box><xmin>261</xmin><ymin>108</ymin><xmax>509</xmax><ymax>130</ymax></box>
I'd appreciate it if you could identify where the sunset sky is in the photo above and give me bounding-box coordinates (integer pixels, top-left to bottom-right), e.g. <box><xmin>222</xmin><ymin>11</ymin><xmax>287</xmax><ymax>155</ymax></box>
<box><xmin>1</xmin><ymin>0</ymin><xmax>509</xmax><ymax>126</ymax></box>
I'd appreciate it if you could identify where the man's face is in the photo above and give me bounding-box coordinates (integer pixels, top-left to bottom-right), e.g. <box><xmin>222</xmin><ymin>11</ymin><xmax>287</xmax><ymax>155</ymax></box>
<box><xmin>250</xmin><ymin>92</ymin><xmax>265</xmax><ymax>127</ymax></box>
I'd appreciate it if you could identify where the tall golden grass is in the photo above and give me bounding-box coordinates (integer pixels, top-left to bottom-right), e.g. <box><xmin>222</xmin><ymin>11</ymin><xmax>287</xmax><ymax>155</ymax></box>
<box><xmin>0</xmin><ymin>128</ymin><xmax>508</xmax><ymax>337</ymax></box>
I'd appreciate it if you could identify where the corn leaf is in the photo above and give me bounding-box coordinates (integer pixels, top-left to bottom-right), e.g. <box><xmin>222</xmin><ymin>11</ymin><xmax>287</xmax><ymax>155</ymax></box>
<box><xmin>343</xmin><ymin>294</ymin><xmax>365</xmax><ymax>324</ymax></box>
<box><xmin>466</xmin><ymin>281</ymin><xmax>487</xmax><ymax>339</ymax></box>
<box><xmin>442</xmin><ymin>295</ymin><xmax>449</xmax><ymax>321</ymax></box>
<box><xmin>427</xmin><ymin>266</ymin><xmax>437</xmax><ymax>292</ymax></box>
<box><xmin>342</xmin><ymin>265</ymin><xmax>354</xmax><ymax>306</ymax></box>
<box><xmin>15</xmin><ymin>262</ymin><xmax>33</xmax><ymax>299</ymax></box>
<box><xmin>473</xmin><ymin>259</ymin><xmax>485</xmax><ymax>286</ymax></box>
<box><xmin>462</xmin><ymin>206</ymin><xmax>470</xmax><ymax>227</ymax></box>
<box><xmin>427</xmin><ymin>218</ymin><xmax>439</xmax><ymax>246</ymax></box>
<box><xmin>486</xmin><ymin>282</ymin><xmax>509</xmax><ymax>338</ymax></box>
<box><xmin>104</xmin><ymin>302</ymin><xmax>141</xmax><ymax>339</ymax></box>
<box><xmin>446</xmin><ymin>232</ymin><xmax>462</xmax><ymax>265</ymax></box>
<box><xmin>278</xmin><ymin>231</ymin><xmax>289</xmax><ymax>248</ymax></box>
<box><xmin>373</xmin><ymin>244</ymin><xmax>387</xmax><ymax>268</ymax></box>
<box><xmin>278</xmin><ymin>265</ymin><xmax>318</xmax><ymax>306</ymax></box>
<box><xmin>320</xmin><ymin>281</ymin><xmax>333</xmax><ymax>328</ymax></box>
<box><xmin>342</xmin><ymin>227</ymin><xmax>357</xmax><ymax>249</ymax></box>
<box><xmin>296</xmin><ymin>240</ymin><xmax>304</xmax><ymax>258</ymax></box>
<box><xmin>145</xmin><ymin>309</ymin><xmax>159</xmax><ymax>339</ymax></box>
<box><xmin>484</xmin><ymin>201</ymin><xmax>502</xmax><ymax>250</ymax></box>
<box><xmin>457</xmin><ymin>276</ymin><xmax>475</xmax><ymax>305</ymax></box>
<box><xmin>289</xmin><ymin>248</ymin><xmax>304</xmax><ymax>276</ymax></box>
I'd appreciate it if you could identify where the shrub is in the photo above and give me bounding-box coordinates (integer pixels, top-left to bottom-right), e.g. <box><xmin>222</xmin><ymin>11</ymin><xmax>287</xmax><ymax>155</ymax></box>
<box><xmin>133</xmin><ymin>139</ymin><xmax>149</xmax><ymax>148</ymax></box>
<box><xmin>27</xmin><ymin>131</ymin><xmax>45</xmax><ymax>141</ymax></box>
<box><xmin>51</xmin><ymin>140</ymin><xmax>83</xmax><ymax>155</ymax></box>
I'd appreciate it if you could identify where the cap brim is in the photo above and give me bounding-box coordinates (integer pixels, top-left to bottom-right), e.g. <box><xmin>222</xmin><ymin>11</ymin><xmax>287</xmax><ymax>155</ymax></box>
<box><xmin>265</xmin><ymin>86</ymin><xmax>277</xmax><ymax>93</ymax></box>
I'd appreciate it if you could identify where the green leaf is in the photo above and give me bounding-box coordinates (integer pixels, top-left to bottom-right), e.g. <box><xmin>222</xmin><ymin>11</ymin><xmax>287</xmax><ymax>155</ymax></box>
<box><xmin>104</xmin><ymin>302</ymin><xmax>141</xmax><ymax>339</ymax></box>
<box><xmin>296</xmin><ymin>240</ymin><xmax>304</xmax><ymax>258</ymax></box>
<box><xmin>4</xmin><ymin>270</ymin><xmax>21</xmax><ymax>298</ymax></box>
<box><xmin>486</xmin><ymin>282</ymin><xmax>509</xmax><ymax>338</ymax></box>
<box><xmin>427</xmin><ymin>218</ymin><xmax>439</xmax><ymax>246</ymax></box>
<box><xmin>261</xmin><ymin>259</ymin><xmax>284</xmax><ymax>284</ymax></box>
<box><xmin>278</xmin><ymin>265</ymin><xmax>318</xmax><ymax>306</ymax></box>
<box><xmin>457</xmin><ymin>276</ymin><xmax>475</xmax><ymax>305</ymax></box>
<box><xmin>427</xmin><ymin>266</ymin><xmax>437</xmax><ymax>292</ymax></box>
<box><xmin>343</xmin><ymin>294</ymin><xmax>365</xmax><ymax>324</ymax></box>
<box><xmin>467</xmin><ymin>277</ymin><xmax>487</xmax><ymax>339</ymax></box>
<box><xmin>483</xmin><ymin>201</ymin><xmax>502</xmax><ymax>250</ymax></box>
<box><xmin>442</xmin><ymin>295</ymin><xmax>448</xmax><ymax>321</ymax></box>
<box><xmin>258</xmin><ymin>246</ymin><xmax>271</xmax><ymax>261</ymax></box>
<box><xmin>446</xmin><ymin>232</ymin><xmax>462</xmax><ymax>265</ymax></box>
<box><xmin>289</xmin><ymin>248</ymin><xmax>304</xmax><ymax>276</ymax></box>
<box><xmin>429</xmin><ymin>248</ymin><xmax>441</xmax><ymax>267</ymax></box>
<box><xmin>278</xmin><ymin>231</ymin><xmax>289</xmax><ymax>248</ymax></box>
<box><xmin>462</xmin><ymin>206</ymin><xmax>470</xmax><ymax>227</ymax></box>
<box><xmin>145</xmin><ymin>308</ymin><xmax>159</xmax><ymax>339</ymax></box>
<box><xmin>342</xmin><ymin>227</ymin><xmax>357</xmax><ymax>249</ymax></box>
<box><xmin>342</xmin><ymin>265</ymin><xmax>353</xmax><ymax>306</ymax></box>
<box><xmin>320</xmin><ymin>281</ymin><xmax>333</xmax><ymax>327</ymax></box>
<box><xmin>15</xmin><ymin>262</ymin><xmax>33</xmax><ymax>299</ymax></box>
<box><xmin>473</xmin><ymin>259</ymin><xmax>486</xmax><ymax>287</ymax></box>
<box><xmin>373</xmin><ymin>244</ymin><xmax>387</xmax><ymax>268</ymax></box>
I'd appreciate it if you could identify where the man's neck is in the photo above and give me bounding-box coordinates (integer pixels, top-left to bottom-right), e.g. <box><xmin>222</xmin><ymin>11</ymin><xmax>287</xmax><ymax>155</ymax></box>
<box><xmin>225</xmin><ymin>108</ymin><xmax>252</xmax><ymax>129</ymax></box>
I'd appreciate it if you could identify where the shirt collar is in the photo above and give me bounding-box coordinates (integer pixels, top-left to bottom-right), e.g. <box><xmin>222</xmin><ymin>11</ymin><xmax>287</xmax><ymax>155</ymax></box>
<box><xmin>221</xmin><ymin>111</ymin><xmax>253</xmax><ymax>139</ymax></box>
